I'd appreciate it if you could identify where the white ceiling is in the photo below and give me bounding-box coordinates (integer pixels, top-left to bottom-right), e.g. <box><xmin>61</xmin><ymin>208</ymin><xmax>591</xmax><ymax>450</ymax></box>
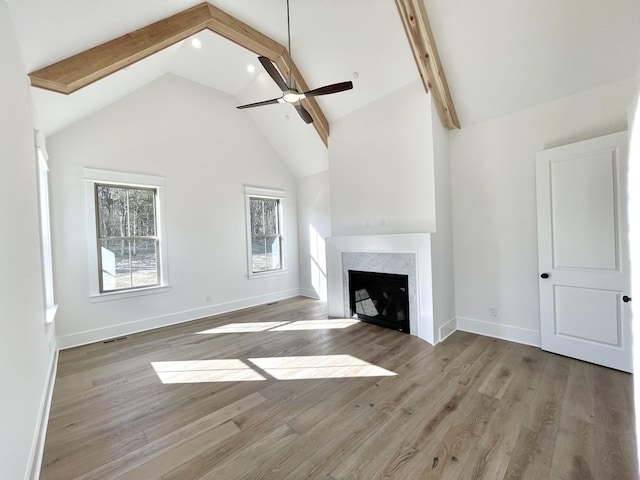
<box><xmin>7</xmin><ymin>0</ymin><xmax>640</xmax><ymax>177</ymax></box>
<box><xmin>425</xmin><ymin>0</ymin><xmax>640</xmax><ymax>124</ymax></box>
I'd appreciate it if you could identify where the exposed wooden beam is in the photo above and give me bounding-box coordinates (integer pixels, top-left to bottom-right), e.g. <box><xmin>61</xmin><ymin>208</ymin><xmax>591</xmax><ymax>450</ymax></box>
<box><xmin>29</xmin><ymin>4</ymin><xmax>213</xmax><ymax>94</ymax></box>
<box><xmin>395</xmin><ymin>0</ymin><xmax>460</xmax><ymax>129</ymax></box>
<box><xmin>204</xmin><ymin>4</ymin><xmax>286</xmax><ymax>60</ymax></box>
<box><xmin>28</xmin><ymin>2</ymin><xmax>330</xmax><ymax>145</ymax></box>
<box><xmin>205</xmin><ymin>3</ymin><xmax>328</xmax><ymax>144</ymax></box>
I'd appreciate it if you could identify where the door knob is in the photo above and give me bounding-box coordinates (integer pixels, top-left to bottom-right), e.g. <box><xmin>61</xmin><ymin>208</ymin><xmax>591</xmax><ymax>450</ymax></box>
<box><xmin>623</xmin><ymin>295</ymin><xmax>632</xmax><ymax>303</ymax></box>
<box><xmin>540</xmin><ymin>273</ymin><xmax>550</xmax><ymax>279</ymax></box>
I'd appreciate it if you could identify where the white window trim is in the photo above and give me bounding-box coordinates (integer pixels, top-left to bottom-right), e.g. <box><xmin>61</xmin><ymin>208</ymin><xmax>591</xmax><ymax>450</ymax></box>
<box><xmin>244</xmin><ymin>186</ymin><xmax>287</xmax><ymax>279</ymax></box>
<box><xmin>35</xmin><ymin>140</ymin><xmax>58</xmax><ymax>324</ymax></box>
<box><xmin>84</xmin><ymin>168</ymin><xmax>170</xmax><ymax>302</ymax></box>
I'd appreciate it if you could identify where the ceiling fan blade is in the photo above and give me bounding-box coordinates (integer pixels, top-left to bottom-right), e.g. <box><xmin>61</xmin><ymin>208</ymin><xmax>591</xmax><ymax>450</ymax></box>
<box><xmin>258</xmin><ymin>56</ymin><xmax>288</xmax><ymax>92</ymax></box>
<box><xmin>302</xmin><ymin>81</ymin><xmax>353</xmax><ymax>99</ymax></box>
<box><xmin>237</xmin><ymin>97</ymin><xmax>281</xmax><ymax>109</ymax></box>
<box><xmin>294</xmin><ymin>104</ymin><xmax>313</xmax><ymax>124</ymax></box>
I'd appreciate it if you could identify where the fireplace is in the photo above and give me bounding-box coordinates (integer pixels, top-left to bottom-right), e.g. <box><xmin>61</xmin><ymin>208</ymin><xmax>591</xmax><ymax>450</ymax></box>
<box><xmin>349</xmin><ymin>270</ymin><xmax>410</xmax><ymax>333</ymax></box>
<box><xmin>327</xmin><ymin>234</ymin><xmax>436</xmax><ymax>344</ymax></box>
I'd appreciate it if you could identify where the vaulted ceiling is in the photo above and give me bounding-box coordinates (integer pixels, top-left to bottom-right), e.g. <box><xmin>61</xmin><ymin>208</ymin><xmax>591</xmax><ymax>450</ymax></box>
<box><xmin>26</xmin><ymin>1</ymin><xmax>459</xmax><ymax>142</ymax></box>
<box><xmin>7</xmin><ymin>0</ymin><xmax>640</xmax><ymax>177</ymax></box>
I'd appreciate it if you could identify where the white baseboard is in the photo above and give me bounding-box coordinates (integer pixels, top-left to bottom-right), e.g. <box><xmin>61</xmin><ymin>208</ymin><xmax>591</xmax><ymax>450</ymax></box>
<box><xmin>455</xmin><ymin>316</ymin><xmax>541</xmax><ymax>347</ymax></box>
<box><xmin>298</xmin><ymin>287</ymin><xmax>322</xmax><ymax>300</ymax></box>
<box><xmin>57</xmin><ymin>289</ymin><xmax>302</xmax><ymax>350</ymax></box>
<box><xmin>27</xmin><ymin>347</ymin><xmax>58</xmax><ymax>480</ymax></box>
<box><xmin>438</xmin><ymin>316</ymin><xmax>457</xmax><ymax>343</ymax></box>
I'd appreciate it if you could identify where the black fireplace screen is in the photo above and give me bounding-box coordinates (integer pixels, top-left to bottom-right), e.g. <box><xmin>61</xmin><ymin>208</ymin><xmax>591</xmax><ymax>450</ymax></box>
<box><xmin>348</xmin><ymin>270</ymin><xmax>410</xmax><ymax>333</ymax></box>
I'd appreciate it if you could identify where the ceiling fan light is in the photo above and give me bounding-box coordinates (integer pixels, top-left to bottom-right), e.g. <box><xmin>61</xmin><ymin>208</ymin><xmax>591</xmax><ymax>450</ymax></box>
<box><xmin>283</xmin><ymin>92</ymin><xmax>300</xmax><ymax>103</ymax></box>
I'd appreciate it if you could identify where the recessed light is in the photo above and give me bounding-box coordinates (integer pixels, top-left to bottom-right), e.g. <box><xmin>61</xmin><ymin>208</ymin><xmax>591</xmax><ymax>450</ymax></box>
<box><xmin>246</xmin><ymin>64</ymin><xmax>256</xmax><ymax>74</ymax></box>
<box><xmin>191</xmin><ymin>38</ymin><xmax>202</xmax><ymax>49</ymax></box>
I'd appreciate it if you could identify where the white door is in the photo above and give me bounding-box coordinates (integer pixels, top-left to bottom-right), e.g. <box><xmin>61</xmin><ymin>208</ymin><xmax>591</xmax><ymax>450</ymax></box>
<box><xmin>536</xmin><ymin>131</ymin><xmax>632</xmax><ymax>372</ymax></box>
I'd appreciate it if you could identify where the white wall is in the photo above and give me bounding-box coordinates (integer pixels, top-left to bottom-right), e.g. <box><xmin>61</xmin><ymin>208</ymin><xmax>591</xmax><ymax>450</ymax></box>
<box><xmin>297</xmin><ymin>171</ymin><xmax>332</xmax><ymax>299</ymax></box>
<box><xmin>0</xmin><ymin>3</ymin><xmax>57</xmax><ymax>479</ymax></box>
<box><xmin>450</xmin><ymin>78</ymin><xmax>637</xmax><ymax>344</ymax></box>
<box><xmin>47</xmin><ymin>74</ymin><xmax>301</xmax><ymax>348</ymax></box>
<box><xmin>328</xmin><ymin>81</ymin><xmax>436</xmax><ymax>236</ymax></box>
<box><xmin>428</xmin><ymin>95</ymin><xmax>456</xmax><ymax>340</ymax></box>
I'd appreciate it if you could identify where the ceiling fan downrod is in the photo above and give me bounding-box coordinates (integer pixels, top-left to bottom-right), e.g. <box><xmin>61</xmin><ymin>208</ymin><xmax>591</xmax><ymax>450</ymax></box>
<box><xmin>236</xmin><ymin>0</ymin><xmax>354</xmax><ymax>124</ymax></box>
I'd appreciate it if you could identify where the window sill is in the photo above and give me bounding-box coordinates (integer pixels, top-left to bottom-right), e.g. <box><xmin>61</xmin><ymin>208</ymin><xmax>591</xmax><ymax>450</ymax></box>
<box><xmin>248</xmin><ymin>269</ymin><xmax>287</xmax><ymax>280</ymax></box>
<box><xmin>90</xmin><ymin>285</ymin><xmax>171</xmax><ymax>303</ymax></box>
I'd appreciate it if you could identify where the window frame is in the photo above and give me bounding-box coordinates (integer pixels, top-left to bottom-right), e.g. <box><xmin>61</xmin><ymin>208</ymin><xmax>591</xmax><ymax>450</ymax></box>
<box><xmin>94</xmin><ymin>183</ymin><xmax>160</xmax><ymax>293</ymax></box>
<box><xmin>84</xmin><ymin>168</ymin><xmax>170</xmax><ymax>302</ymax></box>
<box><xmin>36</xmin><ymin>144</ymin><xmax>58</xmax><ymax>324</ymax></box>
<box><xmin>244</xmin><ymin>186</ymin><xmax>287</xmax><ymax>278</ymax></box>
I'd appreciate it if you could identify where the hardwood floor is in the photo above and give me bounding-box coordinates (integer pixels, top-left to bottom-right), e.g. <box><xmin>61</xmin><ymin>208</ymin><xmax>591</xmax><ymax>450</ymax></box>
<box><xmin>41</xmin><ymin>297</ymin><xmax>638</xmax><ymax>479</ymax></box>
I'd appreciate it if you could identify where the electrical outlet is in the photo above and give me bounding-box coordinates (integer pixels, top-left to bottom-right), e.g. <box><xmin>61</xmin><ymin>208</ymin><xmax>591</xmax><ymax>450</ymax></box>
<box><xmin>489</xmin><ymin>306</ymin><xmax>497</xmax><ymax>317</ymax></box>
<box><xmin>205</xmin><ymin>295</ymin><xmax>212</xmax><ymax>302</ymax></box>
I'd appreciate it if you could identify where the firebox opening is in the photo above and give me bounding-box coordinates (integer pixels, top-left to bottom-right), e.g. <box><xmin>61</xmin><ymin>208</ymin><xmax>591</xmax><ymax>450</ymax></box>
<box><xmin>348</xmin><ymin>270</ymin><xmax>410</xmax><ymax>333</ymax></box>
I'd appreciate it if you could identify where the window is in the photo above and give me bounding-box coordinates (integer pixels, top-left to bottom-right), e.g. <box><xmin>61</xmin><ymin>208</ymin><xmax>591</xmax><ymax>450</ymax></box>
<box><xmin>84</xmin><ymin>169</ymin><xmax>169</xmax><ymax>300</ymax></box>
<box><xmin>245</xmin><ymin>187</ymin><xmax>286</xmax><ymax>276</ymax></box>
<box><xmin>36</xmin><ymin>145</ymin><xmax>57</xmax><ymax>324</ymax></box>
<box><xmin>95</xmin><ymin>184</ymin><xmax>159</xmax><ymax>292</ymax></box>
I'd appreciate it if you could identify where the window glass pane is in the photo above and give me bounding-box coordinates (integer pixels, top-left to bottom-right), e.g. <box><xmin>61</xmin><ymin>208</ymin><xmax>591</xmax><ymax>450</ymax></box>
<box><xmin>130</xmin><ymin>239</ymin><xmax>158</xmax><ymax>287</ymax></box>
<box><xmin>251</xmin><ymin>237</ymin><xmax>267</xmax><ymax>272</ymax></box>
<box><xmin>252</xmin><ymin>235</ymin><xmax>281</xmax><ymax>272</ymax></box>
<box><xmin>100</xmin><ymin>239</ymin><xmax>158</xmax><ymax>291</ymax></box>
<box><xmin>129</xmin><ymin>189</ymin><xmax>156</xmax><ymax>236</ymax></box>
<box><xmin>101</xmin><ymin>239</ymin><xmax>131</xmax><ymax>290</ymax></box>
<box><xmin>265</xmin><ymin>235</ymin><xmax>281</xmax><ymax>270</ymax></box>
<box><xmin>97</xmin><ymin>185</ymin><xmax>156</xmax><ymax>237</ymax></box>
<box><xmin>97</xmin><ymin>186</ymin><xmax>126</xmax><ymax>237</ymax></box>
<box><xmin>250</xmin><ymin>198</ymin><xmax>264</xmax><ymax>235</ymax></box>
<box><xmin>263</xmin><ymin>199</ymin><xmax>279</xmax><ymax>235</ymax></box>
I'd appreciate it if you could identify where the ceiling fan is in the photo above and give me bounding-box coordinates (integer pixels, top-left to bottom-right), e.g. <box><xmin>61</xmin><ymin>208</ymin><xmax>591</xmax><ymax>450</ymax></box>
<box><xmin>236</xmin><ymin>0</ymin><xmax>353</xmax><ymax>124</ymax></box>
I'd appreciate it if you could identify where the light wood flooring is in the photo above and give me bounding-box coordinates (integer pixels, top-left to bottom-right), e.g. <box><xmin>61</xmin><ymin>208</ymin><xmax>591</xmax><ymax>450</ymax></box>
<box><xmin>41</xmin><ymin>297</ymin><xmax>638</xmax><ymax>479</ymax></box>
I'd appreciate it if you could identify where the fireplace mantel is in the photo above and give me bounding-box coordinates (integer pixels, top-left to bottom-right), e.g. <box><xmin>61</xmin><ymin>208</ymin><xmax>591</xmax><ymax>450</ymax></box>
<box><xmin>326</xmin><ymin>234</ymin><xmax>435</xmax><ymax>344</ymax></box>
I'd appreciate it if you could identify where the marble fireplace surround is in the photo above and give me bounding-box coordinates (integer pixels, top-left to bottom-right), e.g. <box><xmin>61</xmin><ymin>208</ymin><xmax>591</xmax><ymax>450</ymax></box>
<box><xmin>326</xmin><ymin>234</ymin><xmax>435</xmax><ymax>345</ymax></box>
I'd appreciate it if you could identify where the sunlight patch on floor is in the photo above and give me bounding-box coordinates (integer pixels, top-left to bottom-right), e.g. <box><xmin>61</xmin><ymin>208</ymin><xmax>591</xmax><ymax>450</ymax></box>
<box><xmin>250</xmin><ymin>354</ymin><xmax>397</xmax><ymax>380</ymax></box>
<box><xmin>151</xmin><ymin>354</ymin><xmax>395</xmax><ymax>383</ymax></box>
<box><xmin>196</xmin><ymin>321</ymin><xmax>290</xmax><ymax>334</ymax></box>
<box><xmin>151</xmin><ymin>359</ymin><xmax>266</xmax><ymax>383</ymax></box>
<box><xmin>271</xmin><ymin>319</ymin><xmax>360</xmax><ymax>331</ymax></box>
<box><xmin>195</xmin><ymin>318</ymin><xmax>360</xmax><ymax>335</ymax></box>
